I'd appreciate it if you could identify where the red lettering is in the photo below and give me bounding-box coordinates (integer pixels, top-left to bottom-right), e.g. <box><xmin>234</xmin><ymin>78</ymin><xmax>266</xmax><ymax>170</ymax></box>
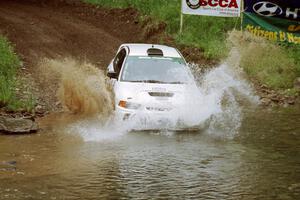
<box><xmin>228</xmin><ymin>0</ymin><xmax>238</xmax><ymax>8</ymax></box>
<box><xmin>199</xmin><ymin>0</ymin><xmax>238</xmax><ymax>8</ymax></box>
<box><xmin>200</xmin><ymin>0</ymin><xmax>208</xmax><ymax>6</ymax></box>
<box><xmin>219</xmin><ymin>0</ymin><xmax>228</xmax><ymax>8</ymax></box>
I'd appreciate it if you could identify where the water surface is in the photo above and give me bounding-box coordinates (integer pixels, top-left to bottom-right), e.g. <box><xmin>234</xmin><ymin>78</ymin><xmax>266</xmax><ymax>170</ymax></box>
<box><xmin>0</xmin><ymin>107</ymin><xmax>299</xmax><ymax>200</ymax></box>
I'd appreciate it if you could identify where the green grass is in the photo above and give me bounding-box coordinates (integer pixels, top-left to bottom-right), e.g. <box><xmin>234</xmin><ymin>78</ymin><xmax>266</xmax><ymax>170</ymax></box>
<box><xmin>231</xmin><ymin>31</ymin><xmax>300</xmax><ymax>91</ymax></box>
<box><xmin>241</xmin><ymin>45</ymin><xmax>297</xmax><ymax>89</ymax></box>
<box><xmin>0</xmin><ymin>36</ymin><xmax>19</xmax><ymax>108</ymax></box>
<box><xmin>286</xmin><ymin>45</ymin><xmax>300</xmax><ymax>72</ymax></box>
<box><xmin>84</xmin><ymin>0</ymin><xmax>238</xmax><ymax>59</ymax></box>
<box><xmin>0</xmin><ymin>36</ymin><xmax>35</xmax><ymax>112</ymax></box>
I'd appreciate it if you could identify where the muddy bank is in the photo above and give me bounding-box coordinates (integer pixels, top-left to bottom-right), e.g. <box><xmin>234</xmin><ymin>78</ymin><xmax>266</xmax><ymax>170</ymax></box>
<box><xmin>0</xmin><ymin>0</ymin><xmax>211</xmax><ymax>68</ymax></box>
<box><xmin>0</xmin><ymin>0</ymin><xmax>142</xmax><ymax>67</ymax></box>
<box><xmin>0</xmin><ymin>0</ymin><xmax>139</xmax><ymax>118</ymax></box>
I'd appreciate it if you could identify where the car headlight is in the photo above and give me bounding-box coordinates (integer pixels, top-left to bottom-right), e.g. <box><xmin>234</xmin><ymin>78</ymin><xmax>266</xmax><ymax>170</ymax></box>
<box><xmin>118</xmin><ymin>100</ymin><xmax>141</xmax><ymax>110</ymax></box>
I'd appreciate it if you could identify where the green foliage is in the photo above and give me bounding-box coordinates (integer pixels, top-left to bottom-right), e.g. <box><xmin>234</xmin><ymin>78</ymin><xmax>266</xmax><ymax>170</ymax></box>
<box><xmin>239</xmin><ymin>39</ymin><xmax>299</xmax><ymax>90</ymax></box>
<box><xmin>0</xmin><ymin>35</ymin><xmax>35</xmax><ymax>112</ymax></box>
<box><xmin>286</xmin><ymin>45</ymin><xmax>300</xmax><ymax>75</ymax></box>
<box><xmin>0</xmin><ymin>36</ymin><xmax>20</xmax><ymax>108</ymax></box>
<box><xmin>0</xmin><ymin>36</ymin><xmax>19</xmax><ymax>79</ymax></box>
<box><xmin>85</xmin><ymin>0</ymin><xmax>237</xmax><ymax>59</ymax></box>
<box><xmin>0</xmin><ymin>75</ymin><xmax>15</xmax><ymax>107</ymax></box>
<box><xmin>283</xmin><ymin>88</ymin><xmax>299</xmax><ymax>97</ymax></box>
<box><xmin>6</xmin><ymin>94</ymin><xmax>36</xmax><ymax>113</ymax></box>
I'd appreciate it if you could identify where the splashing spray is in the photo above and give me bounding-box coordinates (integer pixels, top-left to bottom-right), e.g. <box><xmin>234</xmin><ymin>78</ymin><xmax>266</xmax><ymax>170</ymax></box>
<box><xmin>190</xmin><ymin>48</ymin><xmax>259</xmax><ymax>138</ymax></box>
<box><xmin>38</xmin><ymin>58</ymin><xmax>114</xmax><ymax>118</ymax></box>
<box><xmin>38</xmin><ymin>49</ymin><xmax>259</xmax><ymax>141</ymax></box>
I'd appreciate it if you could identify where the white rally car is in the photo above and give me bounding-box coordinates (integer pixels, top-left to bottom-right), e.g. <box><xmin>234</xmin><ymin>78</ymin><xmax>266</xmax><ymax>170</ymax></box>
<box><xmin>107</xmin><ymin>44</ymin><xmax>202</xmax><ymax>131</ymax></box>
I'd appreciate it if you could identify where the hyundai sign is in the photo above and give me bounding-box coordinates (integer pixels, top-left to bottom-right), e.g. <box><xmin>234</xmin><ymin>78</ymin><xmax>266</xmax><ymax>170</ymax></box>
<box><xmin>243</xmin><ymin>0</ymin><xmax>300</xmax><ymax>44</ymax></box>
<box><xmin>245</xmin><ymin>0</ymin><xmax>300</xmax><ymax>20</ymax></box>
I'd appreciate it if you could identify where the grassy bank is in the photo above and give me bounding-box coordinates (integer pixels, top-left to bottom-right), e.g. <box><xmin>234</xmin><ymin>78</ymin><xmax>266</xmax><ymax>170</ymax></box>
<box><xmin>242</xmin><ymin>44</ymin><xmax>300</xmax><ymax>92</ymax></box>
<box><xmin>86</xmin><ymin>0</ymin><xmax>300</xmax><ymax>94</ymax></box>
<box><xmin>85</xmin><ymin>0</ymin><xmax>237</xmax><ymax>59</ymax></box>
<box><xmin>0</xmin><ymin>36</ymin><xmax>35</xmax><ymax>112</ymax></box>
<box><xmin>229</xmin><ymin>31</ymin><xmax>300</xmax><ymax>94</ymax></box>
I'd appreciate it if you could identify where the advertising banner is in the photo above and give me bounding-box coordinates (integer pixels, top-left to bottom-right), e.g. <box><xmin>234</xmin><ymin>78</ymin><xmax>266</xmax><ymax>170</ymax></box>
<box><xmin>182</xmin><ymin>0</ymin><xmax>241</xmax><ymax>17</ymax></box>
<box><xmin>244</xmin><ymin>0</ymin><xmax>300</xmax><ymax>21</ymax></box>
<box><xmin>243</xmin><ymin>0</ymin><xmax>300</xmax><ymax>44</ymax></box>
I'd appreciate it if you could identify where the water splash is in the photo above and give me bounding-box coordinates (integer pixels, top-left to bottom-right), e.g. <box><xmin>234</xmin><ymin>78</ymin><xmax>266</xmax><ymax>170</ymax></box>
<box><xmin>66</xmin><ymin>117</ymin><xmax>127</xmax><ymax>142</ymax></box>
<box><xmin>38</xmin><ymin>58</ymin><xmax>114</xmax><ymax>118</ymax></box>
<box><xmin>189</xmin><ymin>48</ymin><xmax>259</xmax><ymax>138</ymax></box>
<box><xmin>39</xmin><ymin>53</ymin><xmax>259</xmax><ymax>141</ymax></box>
<box><xmin>126</xmin><ymin>61</ymin><xmax>259</xmax><ymax>139</ymax></box>
<box><xmin>199</xmin><ymin>64</ymin><xmax>258</xmax><ymax>138</ymax></box>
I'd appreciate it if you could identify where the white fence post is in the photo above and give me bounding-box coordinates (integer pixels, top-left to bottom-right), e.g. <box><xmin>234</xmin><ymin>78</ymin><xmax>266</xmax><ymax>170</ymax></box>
<box><xmin>180</xmin><ymin>13</ymin><xmax>184</xmax><ymax>34</ymax></box>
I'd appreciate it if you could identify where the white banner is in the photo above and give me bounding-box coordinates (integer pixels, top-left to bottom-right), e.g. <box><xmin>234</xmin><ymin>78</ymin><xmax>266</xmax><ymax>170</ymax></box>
<box><xmin>182</xmin><ymin>0</ymin><xmax>241</xmax><ymax>17</ymax></box>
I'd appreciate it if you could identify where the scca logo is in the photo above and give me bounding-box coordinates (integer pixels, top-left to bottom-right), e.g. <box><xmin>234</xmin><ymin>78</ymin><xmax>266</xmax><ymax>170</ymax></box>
<box><xmin>186</xmin><ymin>0</ymin><xmax>238</xmax><ymax>9</ymax></box>
<box><xmin>253</xmin><ymin>1</ymin><xmax>283</xmax><ymax>17</ymax></box>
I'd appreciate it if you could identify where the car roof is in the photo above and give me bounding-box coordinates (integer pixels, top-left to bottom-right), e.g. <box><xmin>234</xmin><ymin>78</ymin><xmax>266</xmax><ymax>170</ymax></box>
<box><xmin>120</xmin><ymin>43</ymin><xmax>182</xmax><ymax>58</ymax></box>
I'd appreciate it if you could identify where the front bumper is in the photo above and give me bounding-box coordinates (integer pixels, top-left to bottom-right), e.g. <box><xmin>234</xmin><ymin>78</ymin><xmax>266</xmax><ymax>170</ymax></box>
<box><xmin>114</xmin><ymin>106</ymin><xmax>203</xmax><ymax>131</ymax></box>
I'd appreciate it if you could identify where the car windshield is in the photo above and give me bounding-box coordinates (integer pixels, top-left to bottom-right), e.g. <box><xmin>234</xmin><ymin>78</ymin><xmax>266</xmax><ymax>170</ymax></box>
<box><xmin>121</xmin><ymin>56</ymin><xmax>192</xmax><ymax>84</ymax></box>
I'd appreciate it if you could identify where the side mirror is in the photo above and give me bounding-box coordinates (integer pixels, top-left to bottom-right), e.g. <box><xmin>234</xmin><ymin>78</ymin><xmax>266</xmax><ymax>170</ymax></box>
<box><xmin>107</xmin><ymin>71</ymin><xmax>118</xmax><ymax>79</ymax></box>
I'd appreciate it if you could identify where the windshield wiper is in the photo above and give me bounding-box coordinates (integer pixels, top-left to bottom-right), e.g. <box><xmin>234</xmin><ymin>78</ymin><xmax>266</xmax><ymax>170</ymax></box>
<box><xmin>129</xmin><ymin>80</ymin><xmax>185</xmax><ymax>84</ymax></box>
<box><xmin>143</xmin><ymin>80</ymin><xmax>165</xmax><ymax>83</ymax></box>
<box><xmin>167</xmin><ymin>81</ymin><xmax>185</xmax><ymax>84</ymax></box>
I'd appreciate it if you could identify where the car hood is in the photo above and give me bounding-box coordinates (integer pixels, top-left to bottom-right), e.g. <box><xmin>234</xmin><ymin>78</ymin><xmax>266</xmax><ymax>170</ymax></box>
<box><xmin>114</xmin><ymin>81</ymin><xmax>199</xmax><ymax>107</ymax></box>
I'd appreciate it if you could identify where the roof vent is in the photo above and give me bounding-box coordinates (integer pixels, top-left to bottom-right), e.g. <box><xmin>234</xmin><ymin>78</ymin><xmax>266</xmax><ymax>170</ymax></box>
<box><xmin>147</xmin><ymin>48</ymin><xmax>163</xmax><ymax>56</ymax></box>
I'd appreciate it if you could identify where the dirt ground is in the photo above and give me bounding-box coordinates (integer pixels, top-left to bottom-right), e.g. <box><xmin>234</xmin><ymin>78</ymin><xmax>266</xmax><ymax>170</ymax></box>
<box><xmin>0</xmin><ymin>0</ymin><xmax>145</xmax><ymax>68</ymax></box>
<box><xmin>0</xmin><ymin>0</ymin><xmax>147</xmax><ymax>115</ymax></box>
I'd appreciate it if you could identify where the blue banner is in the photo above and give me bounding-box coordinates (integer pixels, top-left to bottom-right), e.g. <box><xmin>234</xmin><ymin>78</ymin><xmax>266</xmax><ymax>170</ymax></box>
<box><xmin>244</xmin><ymin>0</ymin><xmax>300</xmax><ymax>21</ymax></box>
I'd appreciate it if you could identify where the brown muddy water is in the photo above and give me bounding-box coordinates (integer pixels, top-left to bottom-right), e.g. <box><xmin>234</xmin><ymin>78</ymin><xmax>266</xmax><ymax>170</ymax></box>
<box><xmin>0</xmin><ymin>106</ymin><xmax>299</xmax><ymax>200</ymax></box>
<box><xmin>1</xmin><ymin>59</ymin><xmax>300</xmax><ymax>199</ymax></box>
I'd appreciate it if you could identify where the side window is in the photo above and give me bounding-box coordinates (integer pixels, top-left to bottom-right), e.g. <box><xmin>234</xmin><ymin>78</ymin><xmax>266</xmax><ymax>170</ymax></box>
<box><xmin>113</xmin><ymin>49</ymin><xmax>126</xmax><ymax>75</ymax></box>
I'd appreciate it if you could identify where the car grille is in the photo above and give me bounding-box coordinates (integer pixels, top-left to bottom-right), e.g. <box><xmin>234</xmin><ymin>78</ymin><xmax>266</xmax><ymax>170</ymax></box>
<box><xmin>148</xmin><ymin>92</ymin><xmax>174</xmax><ymax>97</ymax></box>
<box><xmin>146</xmin><ymin>107</ymin><xmax>172</xmax><ymax>112</ymax></box>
